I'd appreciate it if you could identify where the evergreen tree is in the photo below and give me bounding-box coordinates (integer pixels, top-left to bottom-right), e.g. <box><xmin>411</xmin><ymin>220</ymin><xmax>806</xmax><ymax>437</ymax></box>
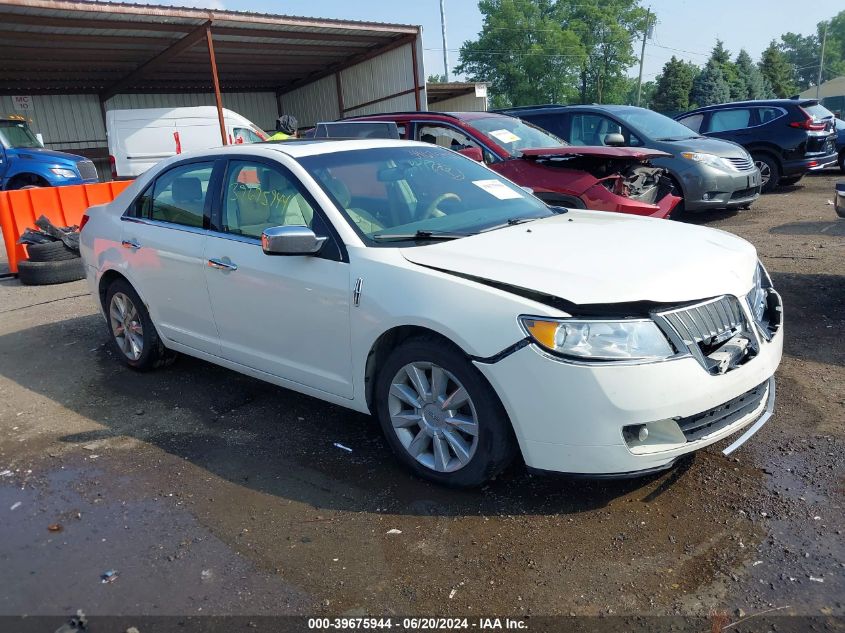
<box><xmin>691</xmin><ymin>60</ymin><xmax>730</xmax><ymax>107</ymax></box>
<box><xmin>759</xmin><ymin>40</ymin><xmax>797</xmax><ymax>97</ymax></box>
<box><xmin>709</xmin><ymin>40</ymin><xmax>745</xmax><ymax>100</ymax></box>
<box><xmin>735</xmin><ymin>49</ymin><xmax>771</xmax><ymax>99</ymax></box>
<box><xmin>651</xmin><ymin>56</ymin><xmax>697</xmax><ymax>113</ymax></box>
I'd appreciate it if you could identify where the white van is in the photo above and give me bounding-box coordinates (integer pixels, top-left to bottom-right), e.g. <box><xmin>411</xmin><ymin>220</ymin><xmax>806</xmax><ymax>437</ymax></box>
<box><xmin>106</xmin><ymin>106</ymin><xmax>268</xmax><ymax>178</ymax></box>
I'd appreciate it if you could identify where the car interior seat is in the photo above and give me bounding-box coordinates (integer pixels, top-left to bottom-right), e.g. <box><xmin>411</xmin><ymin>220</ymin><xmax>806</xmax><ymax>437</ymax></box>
<box><xmin>323</xmin><ymin>176</ymin><xmax>384</xmax><ymax>234</ymax></box>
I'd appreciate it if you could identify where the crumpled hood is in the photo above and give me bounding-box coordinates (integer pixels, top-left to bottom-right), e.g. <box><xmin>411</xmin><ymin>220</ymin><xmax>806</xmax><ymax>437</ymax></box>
<box><xmin>401</xmin><ymin>211</ymin><xmax>758</xmax><ymax>307</ymax></box>
<box><xmin>6</xmin><ymin>146</ymin><xmax>86</xmax><ymax>164</ymax></box>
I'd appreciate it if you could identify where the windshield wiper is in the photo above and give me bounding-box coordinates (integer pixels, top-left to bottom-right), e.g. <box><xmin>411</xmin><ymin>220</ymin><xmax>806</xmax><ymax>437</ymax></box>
<box><xmin>655</xmin><ymin>136</ymin><xmax>699</xmax><ymax>141</ymax></box>
<box><xmin>371</xmin><ymin>230</ymin><xmax>470</xmax><ymax>242</ymax></box>
<box><xmin>481</xmin><ymin>216</ymin><xmax>542</xmax><ymax>232</ymax></box>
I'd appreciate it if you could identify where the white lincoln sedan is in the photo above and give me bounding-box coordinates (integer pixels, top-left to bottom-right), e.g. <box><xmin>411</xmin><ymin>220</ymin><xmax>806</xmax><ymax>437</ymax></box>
<box><xmin>80</xmin><ymin>139</ymin><xmax>783</xmax><ymax>487</ymax></box>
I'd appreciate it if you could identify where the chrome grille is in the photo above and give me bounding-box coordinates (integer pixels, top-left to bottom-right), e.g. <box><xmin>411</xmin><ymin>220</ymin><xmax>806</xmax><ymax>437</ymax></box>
<box><xmin>77</xmin><ymin>160</ymin><xmax>97</xmax><ymax>181</ymax></box>
<box><xmin>653</xmin><ymin>295</ymin><xmax>755</xmax><ymax>373</ymax></box>
<box><xmin>725</xmin><ymin>156</ymin><xmax>754</xmax><ymax>171</ymax></box>
<box><xmin>658</xmin><ymin>295</ymin><xmax>745</xmax><ymax>345</ymax></box>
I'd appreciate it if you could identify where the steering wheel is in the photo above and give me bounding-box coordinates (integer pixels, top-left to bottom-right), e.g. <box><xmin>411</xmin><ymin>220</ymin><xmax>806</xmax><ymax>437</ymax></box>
<box><xmin>423</xmin><ymin>193</ymin><xmax>462</xmax><ymax>219</ymax></box>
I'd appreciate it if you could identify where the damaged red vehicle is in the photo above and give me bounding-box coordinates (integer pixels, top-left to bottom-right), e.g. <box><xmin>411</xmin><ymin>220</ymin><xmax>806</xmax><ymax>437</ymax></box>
<box><xmin>346</xmin><ymin>111</ymin><xmax>680</xmax><ymax>218</ymax></box>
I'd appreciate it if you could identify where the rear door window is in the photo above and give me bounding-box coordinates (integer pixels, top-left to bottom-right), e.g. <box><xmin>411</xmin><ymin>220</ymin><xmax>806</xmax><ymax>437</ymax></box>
<box><xmin>150</xmin><ymin>162</ymin><xmax>215</xmax><ymax>228</ymax></box>
<box><xmin>708</xmin><ymin>109</ymin><xmax>752</xmax><ymax>133</ymax></box>
<box><xmin>524</xmin><ymin>113</ymin><xmax>569</xmax><ymax>140</ymax></box>
<box><xmin>756</xmin><ymin>107</ymin><xmax>784</xmax><ymax>125</ymax></box>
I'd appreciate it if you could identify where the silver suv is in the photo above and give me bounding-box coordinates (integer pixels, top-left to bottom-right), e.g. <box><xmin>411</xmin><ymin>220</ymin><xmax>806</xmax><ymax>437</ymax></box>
<box><xmin>497</xmin><ymin>104</ymin><xmax>761</xmax><ymax>213</ymax></box>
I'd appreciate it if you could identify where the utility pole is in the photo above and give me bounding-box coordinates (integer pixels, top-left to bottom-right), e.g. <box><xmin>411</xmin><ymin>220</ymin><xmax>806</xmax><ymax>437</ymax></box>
<box><xmin>816</xmin><ymin>21</ymin><xmax>828</xmax><ymax>99</ymax></box>
<box><xmin>636</xmin><ymin>8</ymin><xmax>652</xmax><ymax>107</ymax></box>
<box><xmin>440</xmin><ymin>0</ymin><xmax>449</xmax><ymax>82</ymax></box>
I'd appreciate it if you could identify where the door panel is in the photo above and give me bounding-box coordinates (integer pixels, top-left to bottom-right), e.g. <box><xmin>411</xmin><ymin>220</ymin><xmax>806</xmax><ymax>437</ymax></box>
<box><xmin>203</xmin><ymin>158</ymin><xmax>353</xmax><ymax>398</ymax></box>
<box><xmin>120</xmin><ymin>160</ymin><xmax>220</xmax><ymax>354</ymax></box>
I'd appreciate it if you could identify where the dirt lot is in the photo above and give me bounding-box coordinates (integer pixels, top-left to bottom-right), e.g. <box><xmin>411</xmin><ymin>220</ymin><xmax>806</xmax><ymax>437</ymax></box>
<box><xmin>0</xmin><ymin>173</ymin><xmax>843</xmax><ymax>625</ymax></box>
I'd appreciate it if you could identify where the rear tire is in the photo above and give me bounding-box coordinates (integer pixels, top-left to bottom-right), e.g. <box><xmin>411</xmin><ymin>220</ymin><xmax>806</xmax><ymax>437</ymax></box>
<box><xmin>26</xmin><ymin>240</ymin><xmax>78</xmax><ymax>262</ymax></box>
<box><xmin>374</xmin><ymin>336</ymin><xmax>516</xmax><ymax>487</ymax></box>
<box><xmin>838</xmin><ymin>151</ymin><xmax>845</xmax><ymax>174</ymax></box>
<box><xmin>752</xmin><ymin>154</ymin><xmax>781</xmax><ymax>193</ymax></box>
<box><xmin>104</xmin><ymin>278</ymin><xmax>177</xmax><ymax>371</ymax></box>
<box><xmin>17</xmin><ymin>258</ymin><xmax>84</xmax><ymax>285</ymax></box>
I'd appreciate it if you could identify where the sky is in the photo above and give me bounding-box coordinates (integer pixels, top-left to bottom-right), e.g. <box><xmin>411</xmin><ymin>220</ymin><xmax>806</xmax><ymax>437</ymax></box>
<box><xmin>165</xmin><ymin>0</ymin><xmax>841</xmax><ymax>84</ymax></box>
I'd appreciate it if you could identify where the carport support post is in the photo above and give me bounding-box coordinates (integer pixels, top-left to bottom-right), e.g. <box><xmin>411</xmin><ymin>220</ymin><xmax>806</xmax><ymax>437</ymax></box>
<box><xmin>205</xmin><ymin>25</ymin><xmax>227</xmax><ymax>146</ymax></box>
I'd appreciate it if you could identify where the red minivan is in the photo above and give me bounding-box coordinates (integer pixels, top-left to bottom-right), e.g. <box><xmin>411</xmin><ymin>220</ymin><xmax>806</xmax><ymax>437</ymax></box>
<box><xmin>346</xmin><ymin>111</ymin><xmax>680</xmax><ymax>218</ymax></box>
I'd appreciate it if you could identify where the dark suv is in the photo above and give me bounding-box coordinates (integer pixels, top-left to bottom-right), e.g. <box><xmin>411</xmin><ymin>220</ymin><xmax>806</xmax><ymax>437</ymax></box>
<box><xmin>675</xmin><ymin>99</ymin><xmax>837</xmax><ymax>192</ymax></box>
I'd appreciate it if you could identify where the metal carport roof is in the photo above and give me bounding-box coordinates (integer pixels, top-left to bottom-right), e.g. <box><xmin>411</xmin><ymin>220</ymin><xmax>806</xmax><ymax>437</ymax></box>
<box><xmin>0</xmin><ymin>0</ymin><xmax>421</xmax><ymax>99</ymax></box>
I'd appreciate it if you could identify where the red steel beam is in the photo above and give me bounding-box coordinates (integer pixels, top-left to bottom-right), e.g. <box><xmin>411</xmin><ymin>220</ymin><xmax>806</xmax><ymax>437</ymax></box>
<box><xmin>206</xmin><ymin>25</ymin><xmax>227</xmax><ymax>146</ymax></box>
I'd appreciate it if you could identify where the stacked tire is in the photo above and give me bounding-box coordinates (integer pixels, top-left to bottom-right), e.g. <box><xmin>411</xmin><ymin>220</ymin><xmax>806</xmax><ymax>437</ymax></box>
<box><xmin>18</xmin><ymin>241</ymin><xmax>85</xmax><ymax>286</ymax></box>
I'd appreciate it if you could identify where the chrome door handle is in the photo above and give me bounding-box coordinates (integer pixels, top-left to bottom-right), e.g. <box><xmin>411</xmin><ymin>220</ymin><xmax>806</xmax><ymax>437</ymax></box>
<box><xmin>121</xmin><ymin>239</ymin><xmax>141</xmax><ymax>249</ymax></box>
<box><xmin>207</xmin><ymin>258</ymin><xmax>238</xmax><ymax>271</ymax></box>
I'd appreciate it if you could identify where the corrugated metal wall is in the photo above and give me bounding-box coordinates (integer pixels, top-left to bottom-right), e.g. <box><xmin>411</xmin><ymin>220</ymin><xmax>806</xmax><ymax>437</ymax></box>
<box><xmin>345</xmin><ymin>93</ymin><xmax>417</xmax><ymax>118</ymax></box>
<box><xmin>429</xmin><ymin>93</ymin><xmax>488</xmax><ymax>112</ymax></box>
<box><xmin>0</xmin><ymin>94</ymin><xmax>106</xmax><ymax>151</ymax></box>
<box><xmin>1</xmin><ymin>92</ymin><xmax>277</xmax><ymax>153</ymax></box>
<box><xmin>279</xmin><ymin>75</ymin><xmax>340</xmax><ymax>128</ymax></box>
<box><xmin>280</xmin><ymin>37</ymin><xmax>426</xmax><ymax>127</ymax></box>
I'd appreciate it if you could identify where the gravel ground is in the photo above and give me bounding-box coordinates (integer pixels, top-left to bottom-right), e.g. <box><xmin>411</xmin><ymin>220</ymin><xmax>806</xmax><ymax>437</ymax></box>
<box><xmin>0</xmin><ymin>173</ymin><xmax>842</xmax><ymax>624</ymax></box>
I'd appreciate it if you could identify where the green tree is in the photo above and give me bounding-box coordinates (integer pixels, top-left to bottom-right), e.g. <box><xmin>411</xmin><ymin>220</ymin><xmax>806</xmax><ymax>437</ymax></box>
<box><xmin>709</xmin><ymin>40</ymin><xmax>745</xmax><ymax>100</ymax></box>
<box><xmin>557</xmin><ymin>0</ymin><xmax>649</xmax><ymax>104</ymax></box>
<box><xmin>426</xmin><ymin>74</ymin><xmax>447</xmax><ymax>84</ymax></box>
<box><xmin>779</xmin><ymin>32</ymin><xmax>818</xmax><ymax>90</ymax></box>
<box><xmin>735</xmin><ymin>49</ymin><xmax>773</xmax><ymax>99</ymax></box>
<box><xmin>759</xmin><ymin>40</ymin><xmax>797</xmax><ymax>97</ymax></box>
<box><xmin>651</xmin><ymin>55</ymin><xmax>698</xmax><ymax>113</ymax></box>
<box><xmin>691</xmin><ymin>59</ymin><xmax>730</xmax><ymax>106</ymax></box>
<box><xmin>456</xmin><ymin>0</ymin><xmax>583</xmax><ymax>106</ymax></box>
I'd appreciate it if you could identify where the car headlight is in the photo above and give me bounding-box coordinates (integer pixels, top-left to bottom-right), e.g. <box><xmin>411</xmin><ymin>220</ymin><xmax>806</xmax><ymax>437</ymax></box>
<box><xmin>746</xmin><ymin>262</ymin><xmax>772</xmax><ymax>324</ymax></box>
<box><xmin>519</xmin><ymin>316</ymin><xmax>675</xmax><ymax>361</ymax></box>
<box><xmin>50</xmin><ymin>167</ymin><xmax>77</xmax><ymax>178</ymax></box>
<box><xmin>680</xmin><ymin>151</ymin><xmax>732</xmax><ymax>170</ymax></box>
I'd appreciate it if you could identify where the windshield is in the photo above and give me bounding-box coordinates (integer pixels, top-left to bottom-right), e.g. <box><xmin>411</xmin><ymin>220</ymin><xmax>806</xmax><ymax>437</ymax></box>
<box><xmin>298</xmin><ymin>146</ymin><xmax>555</xmax><ymax>244</ymax></box>
<box><xmin>0</xmin><ymin>120</ymin><xmax>42</xmax><ymax>149</ymax></box>
<box><xmin>615</xmin><ymin>108</ymin><xmax>701</xmax><ymax>140</ymax></box>
<box><xmin>466</xmin><ymin>116</ymin><xmax>567</xmax><ymax>154</ymax></box>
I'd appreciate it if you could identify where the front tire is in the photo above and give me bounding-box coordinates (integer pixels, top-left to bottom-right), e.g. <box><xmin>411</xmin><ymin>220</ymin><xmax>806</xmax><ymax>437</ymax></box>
<box><xmin>752</xmin><ymin>154</ymin><xmax>780</xmax><ymax>193</ymax></box>
<box><xmin>779</xmin><ymin>175</ymin><xmax>803</xmax><ymax>187</ymax></box>
<box><xmin>104</xmin><ymin>279</ymin><xmax>176</xmax><ymax>371</ymax></box>
<box><xmin>374</xmin><ymin>336</ymin><xmax>516</xmax><ymax>487</ymax></box>
<box><xmin>838</xmin><ymin>150</ymin><xmax>845</xmax><ymax>174</ymax></box>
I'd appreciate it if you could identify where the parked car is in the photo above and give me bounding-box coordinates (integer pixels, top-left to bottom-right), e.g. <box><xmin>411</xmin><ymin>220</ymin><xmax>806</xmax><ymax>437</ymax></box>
<box><xmin>496</xmin><ymin>104</ymin><xmax>760</xmax><ymax>213</ymax></box>
<box><xmin>107</xmin><ymin>106</ymin><xmax>268</xmax><ymax>179</ymax></box>
<box><xmin>675</xmin><ymin>99</ymin><xmax>838</xmax><ymax>192</ymax></box>
<box><xmin>0</xmin><ymin>115</ymin><xmax>99</xmax><ymax>190</ymax></box>
<box><xmin>835</xmin><ymin>118</ymin><xmax>845</xmax><ymax>173</ymax></box>
<box><xmin>345</xmin><ymin>111</ymin><xmax>679</xmax><ymax>218</ymax></box>
<box><xmin>835</xmin><ymin>181</ymin><xmax>845</xmax><ymax>218</ymax></box>
<box><xmin>80</xmin><ymin>139</ymin><xmax>783</xmax><ymax>486</ymax></box>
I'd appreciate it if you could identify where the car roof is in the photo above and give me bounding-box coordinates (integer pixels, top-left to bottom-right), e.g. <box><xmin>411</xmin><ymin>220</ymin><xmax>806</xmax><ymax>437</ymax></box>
<box><xmin>680</xmin><ymin>99</ymin><xmax>821</xmax><ymax>115</ymax></box>
<box><xmin>156</xmin><ymin>138</ymin><xmax>439</xmax><ymax>161</ymax></box>
<box><xmin>346</xmin><ymin>111</ymin><xmax>512</xmax><ymax>122</ymax></box>
<box><xmin>496</xmin><ymin>104</ymin><xmax>652</xmax><ymax>115</ymax></box>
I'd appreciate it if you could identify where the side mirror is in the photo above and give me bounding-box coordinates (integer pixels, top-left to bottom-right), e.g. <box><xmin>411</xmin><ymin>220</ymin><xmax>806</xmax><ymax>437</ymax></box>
<box><xmin>262</xmin><ymin>225</ymin><xmax>327</xmax><ymax>256</ymax></box>
<box><xmin>604</xmin><ymin>133</ymin><xmax>625</xmax><ymax>147</ymax></box>
<box><xmin>458</xmin><ymin>146</ymin><xmax>484</xmax><ymax>162</ymax></box>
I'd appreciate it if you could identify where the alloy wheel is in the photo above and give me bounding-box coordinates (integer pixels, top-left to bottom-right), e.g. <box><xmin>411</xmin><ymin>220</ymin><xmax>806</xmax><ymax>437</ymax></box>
<box><xmin>387</xmin><ymin>362</ymin><xmax>479</xmax><ymax>473</ymax></box>
<box><xmin>754</xmin><ymin>160</ymin><xmax>771</xmax><ymax>187</ymax></box>
<box><xmin>109</xmin><ymin>292</ymin><xmax>144</xmax><ymax>361</ymax></box>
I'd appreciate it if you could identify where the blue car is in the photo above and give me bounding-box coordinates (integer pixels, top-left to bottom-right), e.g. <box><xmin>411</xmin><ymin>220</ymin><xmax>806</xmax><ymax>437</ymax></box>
<box><xmin>0</xmin><ymin>116</ymin><xmax>99</xmax><ymax>190</ymax></box>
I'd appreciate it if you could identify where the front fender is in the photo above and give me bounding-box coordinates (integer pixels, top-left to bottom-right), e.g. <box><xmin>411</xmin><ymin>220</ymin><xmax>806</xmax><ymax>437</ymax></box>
<box><xmin>348</xmin><ymin>248</ymin><xmax>565</xmax><ymax>408</ymax></box>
